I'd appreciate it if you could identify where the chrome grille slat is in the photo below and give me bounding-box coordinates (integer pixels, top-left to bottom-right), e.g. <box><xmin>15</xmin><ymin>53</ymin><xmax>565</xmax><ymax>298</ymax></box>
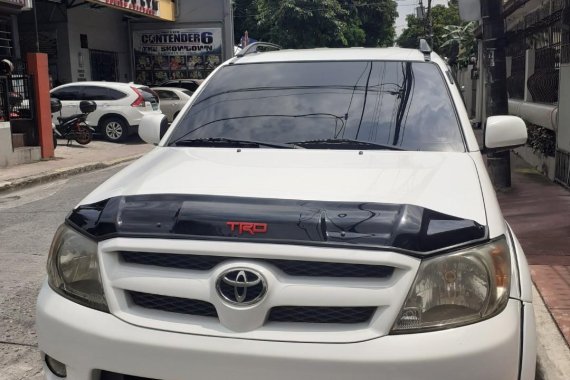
<box><xmin>120</xmin><ymin>251</ymin><xmax>394</xmax><ymax>279</ymax></box>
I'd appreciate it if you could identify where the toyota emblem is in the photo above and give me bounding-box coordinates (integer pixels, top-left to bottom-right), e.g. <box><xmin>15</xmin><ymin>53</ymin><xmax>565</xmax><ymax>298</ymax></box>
<box><xmin>216</xmin><ymin>268</ymin><xmax>267</xmax><ymax>306</ymax></box>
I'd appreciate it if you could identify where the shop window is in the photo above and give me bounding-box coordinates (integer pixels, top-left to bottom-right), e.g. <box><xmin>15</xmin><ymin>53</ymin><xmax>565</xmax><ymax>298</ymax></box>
<box><xmin>0</xmin><ymin>17</ymin><xmax>12</xmax><ymax>59</ymax></box>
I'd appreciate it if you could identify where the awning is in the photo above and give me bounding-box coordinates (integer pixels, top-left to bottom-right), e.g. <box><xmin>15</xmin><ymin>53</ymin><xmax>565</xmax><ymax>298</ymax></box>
<box><xmin>0</xmin><ymin>0</ymin><xmax>29</xmax><ymax>13</ymax></box>
<box><xmin>86</xmin><ymin>0</ymin><xmax>175</xmax><ymax>21</ymax></box>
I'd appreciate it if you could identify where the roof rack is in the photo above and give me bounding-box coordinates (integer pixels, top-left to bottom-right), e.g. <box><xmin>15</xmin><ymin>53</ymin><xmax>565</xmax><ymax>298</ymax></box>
<box><xmin>235</xmin><ymin>42</ymin><xmax>281</xmax><ymax>58</ymax></box>
<box><xmin>419</xmin><ymin>39</ymin><xmax>432</xmax><ymax>61</ymax></box>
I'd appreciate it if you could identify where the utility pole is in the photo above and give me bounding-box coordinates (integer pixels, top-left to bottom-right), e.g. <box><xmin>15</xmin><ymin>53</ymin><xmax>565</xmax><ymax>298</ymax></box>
<box><xmin>480</xmin><ymin>0</ymin><xmax>511</xmax><ymax>188</ymax></box>
<box><xmin>426</xmin><ymin>0</ymin><xmax>433</xmax><ymax>47</ymax></box>
<box><xmin>32</xmin><ymin>0</ymin><xmax>40</xmax><ymax>52</ymax></box>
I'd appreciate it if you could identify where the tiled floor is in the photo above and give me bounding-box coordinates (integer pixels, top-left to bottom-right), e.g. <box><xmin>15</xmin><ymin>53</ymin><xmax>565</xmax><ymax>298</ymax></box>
<box><xmin>497</xmin><ymin>156</ymin><xmax>570</xmax><ymax>348</ymax></box>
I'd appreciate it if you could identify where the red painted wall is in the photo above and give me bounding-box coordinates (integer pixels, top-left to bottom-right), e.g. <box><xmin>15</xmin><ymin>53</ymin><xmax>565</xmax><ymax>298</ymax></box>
<box><xmin>27</xmin><ymin>53</ymin><xmax>54</xmax><ymax>159</ymax></box>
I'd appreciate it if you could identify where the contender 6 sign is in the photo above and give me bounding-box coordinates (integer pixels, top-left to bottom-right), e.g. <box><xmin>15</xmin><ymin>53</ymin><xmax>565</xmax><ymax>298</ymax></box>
<box><xmin>0</xmin><ymin>0</ymin><xmax>26</xmax><ymax>6</ymax></box>
<box><xmin>133</xmin><ymin>29</ymin><xmax>222</xmax><ymax>55</ymax></box>
<box><xmin>90</xmin><ymin>0</ymin><xmax>159</xmax><ymax>17</ymax></box>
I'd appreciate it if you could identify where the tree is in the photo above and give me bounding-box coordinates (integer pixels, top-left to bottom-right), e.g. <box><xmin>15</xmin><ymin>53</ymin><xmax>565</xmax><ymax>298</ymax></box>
<box><xmin>343</xmin><ymin>0</ymin><xmax>398</xmax><ymax>47</ymax></box>
<box><xmin>255</xmin><ymin>0</ymin><xmax>351</xmax><ymax>48</ymax></box>
<box><xmin>233</xmin><ymin>0</ymin><xmax>261</xmax><ymax>45</ymax></box>
<box><xmin>396</xmin><ymin>2</ymin><xmax>462</xmax><ymax>58</ymax></box>
<box><xmin>233</xmin><ymin>0</ymin><xmax>398</xmax><ymax>49</ymax></box>
<box><xmin>441</xmin><ymin>21</ymin><xmax>477</xmax><ymax>68</ymax></box>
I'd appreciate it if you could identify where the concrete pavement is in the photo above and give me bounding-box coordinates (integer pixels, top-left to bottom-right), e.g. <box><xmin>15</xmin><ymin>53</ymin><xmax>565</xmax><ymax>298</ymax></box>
<box><xmin>496</xmin><ymin>153</ymin><xmax>570</xmax><ymax>378</ymax></box>
<box><xmin>0</xmin><ymin>137</ymin><xmax>152</xmax><ymax>194</ymax></box>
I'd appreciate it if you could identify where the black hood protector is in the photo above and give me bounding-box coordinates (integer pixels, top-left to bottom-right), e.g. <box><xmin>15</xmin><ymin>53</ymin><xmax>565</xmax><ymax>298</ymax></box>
<box><xmin>67</xmin><ymin>194</ymin><xmax>487</xmax><ymax>257</ymax></box>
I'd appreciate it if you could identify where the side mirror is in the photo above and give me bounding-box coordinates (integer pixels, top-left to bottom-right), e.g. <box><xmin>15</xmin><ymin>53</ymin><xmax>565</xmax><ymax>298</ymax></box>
<box><xmin>139</xmin><ymin>114</ymin><xmax>169</xmax><ymax>145</ymax></box>
<box><xmin>484</xmin><ymin>115</ymin><xmax>527</xmax><ymax>152</ymax></box>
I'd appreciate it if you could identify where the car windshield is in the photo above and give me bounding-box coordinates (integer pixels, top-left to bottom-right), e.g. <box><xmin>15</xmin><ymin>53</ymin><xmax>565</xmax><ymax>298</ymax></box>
<box><xmin>167</xmin><ymin>61</ymin><xmax>465</xmax><ymax>151</ymax></box>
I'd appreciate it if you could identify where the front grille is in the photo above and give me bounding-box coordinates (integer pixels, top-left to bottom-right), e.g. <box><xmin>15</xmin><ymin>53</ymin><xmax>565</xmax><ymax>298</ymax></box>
<box><xmin>129</xmin><ymin>291</ymin><xmax>374</xmax><ymax>324</ymax></box>
<box><xmin>129</xmin><ymin>291</ymin><xmax>217</xmax><ymax>318</ymax></box>
<box><xmin>121</xmin><ymin>251</ymin><xmax>394</xmax><ymax>279</ymax></box>
<box><xmin>268</xmin><ymin>306</ymin><xmax>376</xmax><ymax>324</ymax></box>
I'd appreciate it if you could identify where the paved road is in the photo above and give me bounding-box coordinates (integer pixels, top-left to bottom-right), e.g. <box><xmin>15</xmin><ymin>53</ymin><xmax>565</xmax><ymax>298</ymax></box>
<box><xmin>0</xmin><ymin>165</ymin><xmax>125</xmax><ymax>380</ymax></box>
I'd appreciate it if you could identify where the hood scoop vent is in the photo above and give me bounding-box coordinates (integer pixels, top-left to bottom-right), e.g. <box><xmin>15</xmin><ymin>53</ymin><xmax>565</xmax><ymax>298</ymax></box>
<box><xmin>68</xmin><ymin>194</ymin><xmax>487</xmax><ymax>256</ymax></box>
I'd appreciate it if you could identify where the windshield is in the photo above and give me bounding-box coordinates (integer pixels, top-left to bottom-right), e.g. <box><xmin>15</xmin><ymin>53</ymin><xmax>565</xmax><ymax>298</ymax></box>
<box><xmin>167</xmin><ymin>61</ymin><xmax>464</xmax><ymax>151</ymax></box>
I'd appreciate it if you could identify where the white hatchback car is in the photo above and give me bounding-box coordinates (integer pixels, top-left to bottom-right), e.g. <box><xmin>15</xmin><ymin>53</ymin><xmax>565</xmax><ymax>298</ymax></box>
<box><xmin>152</xmin><ymin>87</ymin><xmax>193</xmax><ymax>122</ymax></box>
<box><xmin>50</xmin><ymin>82</ymin><xmax>163</xmax><ymax>142</ymax></box>
<box><xmin>37</xmin><ymin>43</ymin><xmax>536</xmax><ymax>380</ymax></box>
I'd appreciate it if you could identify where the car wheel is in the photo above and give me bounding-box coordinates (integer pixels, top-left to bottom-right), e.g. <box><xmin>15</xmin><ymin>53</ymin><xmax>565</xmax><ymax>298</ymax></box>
<box><xmin>101</xmin><ymin>117</ymin><xmax>128</xmax><ymax>142</ymax></box>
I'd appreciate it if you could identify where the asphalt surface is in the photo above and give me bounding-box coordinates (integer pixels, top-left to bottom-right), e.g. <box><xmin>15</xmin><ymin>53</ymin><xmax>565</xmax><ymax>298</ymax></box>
<box><xmin>0</xmin><ymin>164</ymin><xmax>125</xmax><ymax>380</ymax></box>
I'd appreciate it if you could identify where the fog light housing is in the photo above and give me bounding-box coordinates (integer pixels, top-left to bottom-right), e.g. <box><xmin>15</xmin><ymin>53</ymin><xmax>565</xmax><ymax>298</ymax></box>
<box><xmin>45</xmin><ymin>354</ymin><xmax>67</xmax><ymax>378</ymax></box>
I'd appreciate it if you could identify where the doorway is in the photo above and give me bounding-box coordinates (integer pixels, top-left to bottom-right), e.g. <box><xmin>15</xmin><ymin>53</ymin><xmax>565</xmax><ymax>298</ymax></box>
<box><xmin>90</xmin><ymin>50</ymin><xmax>119</xmax><ymax>81</ymax></box>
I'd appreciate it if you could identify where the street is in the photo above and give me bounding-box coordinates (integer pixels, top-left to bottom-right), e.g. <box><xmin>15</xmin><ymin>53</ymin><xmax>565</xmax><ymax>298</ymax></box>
<box><xmin>0</xmin><ymin>165</ymin><xmax>125</xmax><ymax>380</ymax></box>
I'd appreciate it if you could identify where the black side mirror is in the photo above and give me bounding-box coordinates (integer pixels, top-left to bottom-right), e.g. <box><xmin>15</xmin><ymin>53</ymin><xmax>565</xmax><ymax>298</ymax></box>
<box><xmin>160</xmin><ymin>116</ymin><xmax>170</xmax><ymax>139</ymax></box>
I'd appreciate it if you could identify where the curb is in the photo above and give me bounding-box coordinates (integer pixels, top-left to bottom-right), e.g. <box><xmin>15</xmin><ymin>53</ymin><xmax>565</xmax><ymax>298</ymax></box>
<box><xmin>534</xmin><ymin>286</ymin><xmax>570</xmax><ymax>380</ymax></box>
<box><xmin>0</xmin><ymin>154</ymin><xmax>143</xmax><ymax>194</ymax></box>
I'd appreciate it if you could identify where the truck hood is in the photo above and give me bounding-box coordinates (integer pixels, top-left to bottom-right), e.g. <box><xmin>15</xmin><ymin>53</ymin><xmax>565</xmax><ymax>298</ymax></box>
<box><xmin>80</xmin><ymin>147</ymin><xmax>486</xmax><ymax>226</ymax></box>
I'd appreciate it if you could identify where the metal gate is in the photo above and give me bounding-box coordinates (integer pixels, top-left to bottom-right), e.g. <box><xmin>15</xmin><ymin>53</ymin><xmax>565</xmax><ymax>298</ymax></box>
<box><xmin>0</xmin><ymin>63</ymin><xmax>37</xmax><ymax>146</ymax></box>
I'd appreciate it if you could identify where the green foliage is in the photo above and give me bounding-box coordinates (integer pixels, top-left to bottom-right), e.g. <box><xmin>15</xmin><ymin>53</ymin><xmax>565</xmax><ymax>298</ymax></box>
<box><xmin>396</xmin><ymin>2</ymin><xmax>467</xmax><ymax>59</ymax></box>
<box><xmin>526</xmin><ymin>123</ymin><xmax>556</xmax><ymax>157</ymax></box>
<box><xmin>233</xmin><ymin>0</ymin><xmax>398</xmax><ymax>48</ymax></box>
<box><xmin>396</xmin><ymin>14</ymin><xmax>425</xmax><ymax>49</ymax></box>
<box><xmin>441</xmin><ymin>22</ymin><xmax>476</xmax><ymax>68</ymax></box>
<box><xmin>233</xmin><ymin>0</ymin><xmax>261</xmax><ymax>44</ymax></box>
<box><xmin>348</xmin><ymin>0</ymin><xmax>398</xmax><ymax>47</ymax></box>
<box><xmin>256</xmin><ymin>0</ymin><xmax>351</xmax><ymax>48</ymax></box>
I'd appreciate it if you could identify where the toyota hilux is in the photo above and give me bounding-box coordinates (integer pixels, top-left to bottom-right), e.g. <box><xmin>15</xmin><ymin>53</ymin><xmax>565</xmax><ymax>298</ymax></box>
<box><xmin>37</xmin><ymin>42</ymin><xmax>536</xmax><ymax>380</ymax></box>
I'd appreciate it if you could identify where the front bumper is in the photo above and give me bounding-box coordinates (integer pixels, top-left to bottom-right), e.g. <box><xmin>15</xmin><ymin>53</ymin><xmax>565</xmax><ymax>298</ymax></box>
<box><xmin>38</xmin><ymin>283</ymin><xmax>527</xmax><ymax>380</ymax></box>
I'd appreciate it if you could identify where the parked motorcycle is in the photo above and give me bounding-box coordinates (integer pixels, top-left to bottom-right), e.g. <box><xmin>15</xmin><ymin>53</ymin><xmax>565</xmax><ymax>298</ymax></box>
<box><xmin>51</xmin><ymin>98</ymin><xmax>96</xmax><ymax>147</ymax></box>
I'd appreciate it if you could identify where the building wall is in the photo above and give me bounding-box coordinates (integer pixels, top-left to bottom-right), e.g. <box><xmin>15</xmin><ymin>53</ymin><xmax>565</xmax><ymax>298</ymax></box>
<box><xmin>17</xmin><ymin>2</ymin><xmax>71</xmax><ymax>83</ymax></box>
<box><xmin>178</xmin><ymin>0</ymin><xmax>234</xmax><ymax>59</ymax></box>
<box><xmin>131</xmin><ymin>0</ymin><xmax>233</xmax><ymax>60</ymax></box>
<box><xmin>66</xmin><ymin>6</ymin><xmax>130</xmax><ymax>82</ymax></box>
<box><xmin>19</xmin><ymin>0</ymin><xmax>234</xmax><ymax>85</ymax></box>
<box><xmin>55</xmin><ymin>22</ymin><xmax>72</xmax><ymax>84</ymax></box>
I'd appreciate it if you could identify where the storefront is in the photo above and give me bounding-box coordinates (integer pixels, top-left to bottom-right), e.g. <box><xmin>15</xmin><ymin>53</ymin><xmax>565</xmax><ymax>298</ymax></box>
<box><xmin>132</xmin><ymin>27</ymin><xmax>223</xmax><ymax>84</ymax></box>
<box><xmin>17</xmin><ymin>0</ymin><xmax>233</xmax><ymax>86</ymax></box>
<box><xmin>0</xmin><ymin>0</ymin><xmax>36</xmax><ymax>168</ymax></box>
<box><xmin>130</xmin><ymin>0</ymin><xmax>234</xmax><ymax>86</ymax></box>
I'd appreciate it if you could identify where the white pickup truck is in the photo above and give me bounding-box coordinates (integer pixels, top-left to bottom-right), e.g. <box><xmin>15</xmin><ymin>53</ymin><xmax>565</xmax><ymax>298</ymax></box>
<box><xmin>37</xmin><ymin>42</ymin><xmax>536</xmax><ymax>380</ymax></box>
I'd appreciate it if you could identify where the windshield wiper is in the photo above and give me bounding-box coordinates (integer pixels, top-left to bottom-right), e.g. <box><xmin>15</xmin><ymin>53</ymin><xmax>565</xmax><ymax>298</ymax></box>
<box><xmin>172</xmin><ymin>137</ymin><xmax>297</xmax><ymax>149</ymax></box>
<box><xmin>288</xmin><ymin>138</ymin><xmax>405</xmax><ymax>151</ymax></box>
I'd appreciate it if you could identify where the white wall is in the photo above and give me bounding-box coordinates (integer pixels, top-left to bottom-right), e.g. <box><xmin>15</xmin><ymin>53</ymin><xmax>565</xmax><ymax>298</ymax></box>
<box><xmin>183</xmin><ymin>0</ymin><xmax>233</xmax><ymax>60</ymax></box>
<box><xmin>66</xmin><ymin>6</ymin><xmax>130</xmax><ymax>82</ymax></box>
<box><xmin>456</xmin><ymin>66</ymin><xmax>475</xmax><ymax>118</ymax></box>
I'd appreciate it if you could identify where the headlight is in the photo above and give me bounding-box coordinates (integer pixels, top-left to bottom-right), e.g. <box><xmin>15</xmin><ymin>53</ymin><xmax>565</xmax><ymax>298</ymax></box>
<box><xmin>392</xmin><ymin>237</ymin><xmax>510</xmax><ymax>333</ymax></box>
<box><xmin>47</xmin><ymin>224</ymin><xmax>108</xmax><ymax>312</ymax></box>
